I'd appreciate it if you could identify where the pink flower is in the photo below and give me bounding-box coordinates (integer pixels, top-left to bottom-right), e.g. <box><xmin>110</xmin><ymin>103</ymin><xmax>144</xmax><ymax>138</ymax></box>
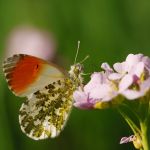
<box><xmin>5</xmin><ymin>26</ymin><xmax>56</xmax><ymax>61</ymax></box>
<box><xmin>73</xmin><ymin>53</ymin><xmax>150</xmax><ymax>109</ymax></box>
<box><xmin>121</xmin><ymin>77</ymin><xmax>150</xmax><ymax>99</ymax></box>
<box><xmin>73</xmin><ymin>88</ymin><xmax>94</xmax><ymax>109</ymax></box>
<box><xmin>109</xmin><ymin>54</ymin><xmax>150</xmax><ymax>99</ymax></box>
<box><xmin>120</xmin><ymin>135</ymin><xmax>135</xmax><ymax>144</ymax></box>
<box><xmin>120</xmin><ymin>134</ymin><xmax>142</xmax><ymax>149</ymax></box>
<box><xmin>73</xmin><ymin>72</ymin><xmax>118</xmax><ymax>109</ymax></box>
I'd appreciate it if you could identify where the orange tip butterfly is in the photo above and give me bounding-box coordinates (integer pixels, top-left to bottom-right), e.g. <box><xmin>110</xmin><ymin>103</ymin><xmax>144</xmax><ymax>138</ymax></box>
<box><xmin>3</xmin><ymin>41</ymin><xmax>86</xmax><ymax>140</ymax></box>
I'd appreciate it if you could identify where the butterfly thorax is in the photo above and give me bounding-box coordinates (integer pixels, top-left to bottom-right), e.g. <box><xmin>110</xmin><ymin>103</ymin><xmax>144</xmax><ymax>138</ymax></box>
<box><xmin>68</xmin><ymin>63</ymin><xmax>84</xmax><ymax>88</ymax></box>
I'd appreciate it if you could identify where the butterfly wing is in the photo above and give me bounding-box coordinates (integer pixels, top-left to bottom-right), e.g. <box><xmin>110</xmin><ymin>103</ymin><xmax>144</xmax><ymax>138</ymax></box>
<box><xmin>3</xmin><ymin>54</ymin><xmax>83</xmax><ymax>140</ymax></box>
<box><xmin>19</xmin><ymin>78</ymin><xmax>74</xmax><ymax>140</ymax></box>
<box><xmin>3</xmin><ymin>54</ymin><xmax>65</xmax><ymax>97</ymax></box>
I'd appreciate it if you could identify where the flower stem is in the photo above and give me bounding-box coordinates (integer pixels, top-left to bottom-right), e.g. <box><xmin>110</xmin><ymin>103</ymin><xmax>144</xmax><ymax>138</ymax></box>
<box><xmin>140</xmin><ymin>121</ymin><xmax>149</xmax><ymax>150</ymax></box>
<box><xmin>117</xmin><ymin>108</ymin><xmax>141</xmax><ymax>134</ymax></box>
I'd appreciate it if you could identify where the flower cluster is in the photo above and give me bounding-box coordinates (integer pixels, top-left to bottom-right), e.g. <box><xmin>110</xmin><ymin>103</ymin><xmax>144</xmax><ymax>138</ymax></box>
<box><xmin>73</xmin><ymin>54</ymin><xmax>150</xmax><ymax>109</ymax></box>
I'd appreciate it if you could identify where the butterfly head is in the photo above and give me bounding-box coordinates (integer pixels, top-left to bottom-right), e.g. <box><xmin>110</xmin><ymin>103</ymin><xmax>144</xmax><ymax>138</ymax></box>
<box><xmin>69</xmin><ymin>63</ymin><xmax>84</xmax><ymax>86</ymax></box>
<box><xmin>68</xmin><ymin>41</ymin><xmax>89</xmax><ymax>86</ymax></box>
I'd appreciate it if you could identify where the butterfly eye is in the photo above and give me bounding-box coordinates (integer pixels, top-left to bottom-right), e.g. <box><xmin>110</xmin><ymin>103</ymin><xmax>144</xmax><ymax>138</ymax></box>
<box><xmin>76</xmin><ymin>64</ymin><xmax>83</xmax><ymax>72</ymax></box>
<box><xmin>79</xmin><ymin>64</ymin><xmax>84</xmax><ymax>71</ymax></box>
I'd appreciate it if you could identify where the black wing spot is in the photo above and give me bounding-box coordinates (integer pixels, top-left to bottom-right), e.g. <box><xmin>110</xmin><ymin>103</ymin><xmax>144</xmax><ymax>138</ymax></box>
<box><xmin>34</xmin><ymin>64</ymin><xmax>39</xmax><ymax>71</ymax></box>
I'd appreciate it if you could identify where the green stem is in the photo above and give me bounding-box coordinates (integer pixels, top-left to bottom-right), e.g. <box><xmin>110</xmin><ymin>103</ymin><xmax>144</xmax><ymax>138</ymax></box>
<box><xmin>140</xmin><ymin>121</ymin><xmax>149</xmax><ymax>150</ymax></box>
<box><xmin>118</xmin><ymin>108</ymin><xmax>141</xmax><ymax>134</ymax></box>
<box><xmin>121</xmin><ymin>103</ymin><xmax>141</xmax><ymax>120</ymax></box>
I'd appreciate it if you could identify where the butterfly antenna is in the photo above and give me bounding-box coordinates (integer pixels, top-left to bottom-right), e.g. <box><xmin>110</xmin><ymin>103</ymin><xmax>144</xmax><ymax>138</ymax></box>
<box><xmin>79</xmin><ymin>55</ymin><xmax>90</xmax><ymax>64</ymax></box>
<box><xmin>74</xmin><ymin>41</ymin><xmax>80</xmax><ymax>64</ymax></box>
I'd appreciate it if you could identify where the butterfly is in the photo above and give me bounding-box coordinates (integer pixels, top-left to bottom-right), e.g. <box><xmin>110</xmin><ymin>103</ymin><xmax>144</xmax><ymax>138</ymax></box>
<box><xmin>3</xmin><ymin>45</ymin><xmax>86</xmax><ymax>140</ymax></box>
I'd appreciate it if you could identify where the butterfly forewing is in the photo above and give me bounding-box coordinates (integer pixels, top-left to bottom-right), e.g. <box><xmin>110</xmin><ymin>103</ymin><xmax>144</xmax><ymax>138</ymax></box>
<box><xmin>3</xmin><ymin>54</ymin><xmax>65</xmax><ymax>97</ymax></box>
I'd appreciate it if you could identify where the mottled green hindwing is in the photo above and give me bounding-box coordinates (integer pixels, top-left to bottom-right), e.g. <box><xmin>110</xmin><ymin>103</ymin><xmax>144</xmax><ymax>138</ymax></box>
<box><xmin>19</xmin><ymin>78</ymin><xmax>75</xmax><ymax>140</ymax></box>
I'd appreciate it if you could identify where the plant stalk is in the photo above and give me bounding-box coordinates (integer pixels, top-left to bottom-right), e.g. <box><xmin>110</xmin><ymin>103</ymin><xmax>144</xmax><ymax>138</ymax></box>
<box><xmin>140</xmin><ymin>121</ymin><xmax>149</xmax><ymax>150</ymax></box>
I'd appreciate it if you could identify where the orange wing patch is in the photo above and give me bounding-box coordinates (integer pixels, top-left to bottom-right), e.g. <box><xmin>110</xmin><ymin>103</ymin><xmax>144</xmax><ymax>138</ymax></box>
<box><xmin>3</xmin><ymin>54</ymin><xmax>65</xmax><ymax>97</ymax></box>
<box><xmin>9</xmin><ymin>56</ymin><xmax>44</xmax><ymax>94</ymax></box>
<box><xmin>3</xmin><ymin>54</ymin><xmax>47</xmax><ymax>95</ymax></box>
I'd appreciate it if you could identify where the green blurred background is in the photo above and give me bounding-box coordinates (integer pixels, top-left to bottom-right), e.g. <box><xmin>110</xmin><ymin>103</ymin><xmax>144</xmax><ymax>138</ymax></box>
<box><xmin>1</xmin><ymin>0</ymin><xmax>150</xmax><ymax>150</ymax></box>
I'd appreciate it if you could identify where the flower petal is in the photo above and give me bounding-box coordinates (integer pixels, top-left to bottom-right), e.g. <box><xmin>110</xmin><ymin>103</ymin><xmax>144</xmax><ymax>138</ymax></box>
<box><xmin>113</xmin><ymin>62</ymin><xmax>128</xmax><ymax>74</ymax></box>
<box><xmin>142</xmin><ymin>56</ymin><xmax>150</xmax><ymax>69</ymax></box>
<box><xmin>84</xmin><ymin>72</ymin><xmax>106</xmax><ymax>93</ymax></box>
<box><xmin>108</xmin><ymin>73</ymin><xmax>123</xmax><ymax>80</ymax></box>
<box><xmin>73</xmin><ymin>90</ymin><xmax>88</xmax><ymax>103</ymax></box>
<box><xmin>126</xmin><ymin>54</ymin><xmax>143</xmax><ymax>67</ymax></box>
<box><xmin>141</xmin><ymin>77</ymin><xmax>150</xmax><ymax>91</ymax></box>
<box><xmin>121</xmin><ymin>90</ymin><xmax>144</xmax><ymax>100</ymax></box>
<box><xmin>119</xmin><ymin>75</ymin><xmax>133</xmax><ymax>92</ymax></box>
<box><xmin>102</xmin><ymin>91</ymin><xmax>118</xmax><ymax>101</ymax></box>
<box><xmin>89</xmin><ymin>84</ymin><xmax>112</xmax><ymax>100</ymax></box>
<box><xmin>73</xmin><ymin>90</ymin><xmax>94</xmax><ymax>109</ymax></box>
<box><xmin>120</xmin><ymin>135</ymin><xmax>135</xmax><ymax>144</ymax></box>
<box><xmin>101</xmin><ymin>63</ymin><xmax>113</xmax><ymax>73</ymax></box>
<box><xmin>132</xmin><ymin>62</ymin><xmax>144</xmax><ymax>77</ymax></box>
